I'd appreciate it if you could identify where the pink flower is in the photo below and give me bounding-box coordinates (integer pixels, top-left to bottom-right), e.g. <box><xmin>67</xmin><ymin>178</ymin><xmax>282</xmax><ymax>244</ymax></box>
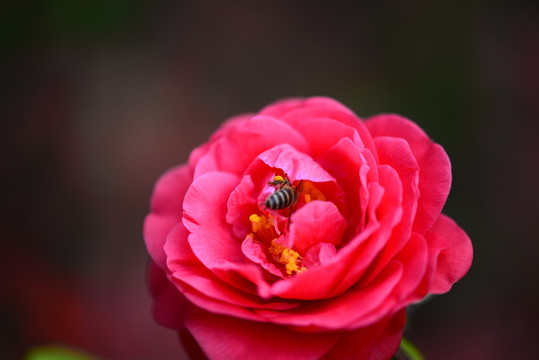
<box><xmin>144</xmin><ymin>97</ymin><xmax>473</xmax><ymax>360</ymax></box>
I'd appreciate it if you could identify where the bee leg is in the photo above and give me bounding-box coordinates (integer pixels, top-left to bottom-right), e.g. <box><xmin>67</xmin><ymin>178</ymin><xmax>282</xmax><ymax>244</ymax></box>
<box><xmin>286</xmin><ymin>199</ymin><xmax>299</xmax><ymax>230</ymax></box>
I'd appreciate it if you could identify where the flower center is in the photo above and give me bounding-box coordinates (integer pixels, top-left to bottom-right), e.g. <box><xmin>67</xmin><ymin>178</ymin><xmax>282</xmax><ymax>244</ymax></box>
<box><xmin>299</xmin><ymin>180</ymin><xmax>326</xmax><ymax>203</ymax></box>
<box><xmin>243</xmin><ymin>175</ymin><xmax>330</xmax><ymax>277</ymax></box>
<box><xmin>249</xmin><ymin>213</ymin><xmax>277</xmax><ymax>240</ymax></box>
<box><xmin>267</xmin><ymin>239</ymin><xmax>306</xmax><ymax>276</ymax></box>
<box><xmin>247</xmin><ymin>212</ymin><xmax>306</xmax><ymax>276</ymax></box>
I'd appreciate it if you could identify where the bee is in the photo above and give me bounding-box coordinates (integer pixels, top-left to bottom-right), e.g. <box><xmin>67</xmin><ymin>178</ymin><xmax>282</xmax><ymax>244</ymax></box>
<box><xmin>264</xmin><ymin>175</ymin><xmax>301</xmax><ymax>210</ymax></box>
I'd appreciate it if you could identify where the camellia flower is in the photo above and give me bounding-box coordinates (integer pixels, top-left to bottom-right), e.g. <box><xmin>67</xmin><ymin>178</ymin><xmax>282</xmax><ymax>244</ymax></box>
<box><xmin>144</xmin><ymin>97</ymin><xmax>473</xmax><ymax>360</ymax></box>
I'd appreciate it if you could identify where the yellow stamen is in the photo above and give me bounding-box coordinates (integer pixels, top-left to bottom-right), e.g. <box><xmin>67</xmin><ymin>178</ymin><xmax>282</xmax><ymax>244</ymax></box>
<box><xmin>249</xmin><ymin>214</ymin><xmax>268</xmax><ymax>233</ymax></box>
<box><xmin>268</xmin><ymin>239</ymin><xmax>307</xmax><ymax>276</ymax></box>
<box><xmin>273</xmin><ymin>175</ymin><xmax>285</xmax><ymax>182</ymax></box>
<box><xmin>300</xmin><ymin>181</ymin><xmax>326</xmax><ymax>202</ymax></box>
<box><xmin>249</xmin><ymin>213</ymin><xmax>277</xmax><ymax>241</ymax></box>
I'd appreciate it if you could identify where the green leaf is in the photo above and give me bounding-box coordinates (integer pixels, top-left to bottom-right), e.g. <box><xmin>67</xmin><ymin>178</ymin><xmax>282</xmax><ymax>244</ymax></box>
<box><xmin>25</xmin><ymin>346</ymin><xmax>99</xmax><ymax>360</ymax></box>
<box><xmin>392</xmin><ymin>337</ymin><xmax>425</xmax><ymax>360</ymax></box>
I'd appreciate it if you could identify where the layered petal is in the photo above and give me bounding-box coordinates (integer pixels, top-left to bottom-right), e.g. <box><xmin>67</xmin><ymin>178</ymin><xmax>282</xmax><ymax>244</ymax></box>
<box><xmin>259</xmin><ymin>96</ymin><xmax>354</xmax><ymax>118</ymax></box>
<box><xmin>424</xmin><ymin>214</ymin><xmax>473</xmax><ymax>294</ymax></box>
<box><xmin>182</xmin><ymin>172</ymin><xmax>243</xmax><ymax>266</ymax></box>
<box><xmin>261</xmin><ymin>164</ymin><xmax>401</xmax><ymax>301</ymax></box>
<box><xmin>360</xmin><ymin>136</ymin><xmax>419</xmax><ymax>284</ymax></box>
<box><xmin>185</xmin><ymin>307</ymin><xmax>340</xmax><ymax>360</ymax></box>
<box><xmin>282</xmin><ymin>105</ymin><xmax>377</xmax><ymax>158</ymax></box>
<box><xmin>291</xmin><ymin>118</ymin><xmax>360</xmax><ymax>158</ymax></box>
<box><xmin>257</xmin><ymin>144</ymin><xmax>336</xmax><ymax>185</ymax></box>
<box><xmin>148</xmin><ymin>260</ymin><xmax>188</xmax><ymax>329</ymax></box>
<box><xmin>288</xmin><ymin>200</ymin><xmax>346</xmax><ymax>254</ymax></box>
<box><xmin>317</xmin><ymin>137</ymin><xmax>378</xmax><ymax>239</ymax></box>
<box><xmin>255</xmin><ymin>261</ymin><xmax>403</xmax><ymax>330</ymax></box>
<box><xmin>194</xmin><ymin>116</ymin><xmax>310</xmax><ymax>177</ymax></box>
<box><xmin>226</xmin><ymin>174</ymin><xmax>260</xmax><ymax>240</ymax></box>
<box><xmin>324</xmin><ymin>310</ymin><xmax>405</xmax><ymax>360</ymax></box>
<box><xmin>189</xmin><ymin>113</ymin><xmax>253</xmax><ymax>169</ymax></box>
<box><xmin>144</xmin><ymin>165</ymin><xmax>192</xmax><ymax>268</ymax></box>
<box><xmin>165</xmin><ymin>223</ymin><xmax>297</xmax><ymax>314</ymax></box>
<box><xmin>365</xmin><ymin>114</ymin><xmax>451</xmax><ymax>234</ymax></box>
<box><xmin>145</xmin><ymin>97</ymin><xmax>472</xmax><ymax>360</ymax></box>
<box><xmin>259</xmin><ymin>97</ymin><xmax>306</xmax><ymax>118</ymax></box>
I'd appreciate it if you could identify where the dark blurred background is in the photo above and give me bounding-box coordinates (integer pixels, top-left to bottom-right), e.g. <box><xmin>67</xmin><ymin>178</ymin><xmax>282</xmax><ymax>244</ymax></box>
<box><xmin>1</xmin><ymin>1</ymin><xmax>538</xmax><ymax>359</ymax></box>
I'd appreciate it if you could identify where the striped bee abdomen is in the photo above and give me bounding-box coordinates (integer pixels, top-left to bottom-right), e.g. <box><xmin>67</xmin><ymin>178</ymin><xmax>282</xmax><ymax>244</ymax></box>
<box><xmin>265</xmin><ymin>187</ymin><xmax>298</xmax><ymax>210</ymax></box>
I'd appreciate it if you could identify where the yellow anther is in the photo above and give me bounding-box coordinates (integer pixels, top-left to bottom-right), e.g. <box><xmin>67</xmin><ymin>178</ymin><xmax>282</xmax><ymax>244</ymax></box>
<box><xmin>249</xmin><ymin>214</ymin><xmax>261</xmax><ymax>223</ymax></box>
<box><xmin>268</xmin><ymin>239</ymin><xmax>306</xmax><ymax>276</ymax></box>
<box><xmin>300</xmin><ymin>181</ymin><xmax>326</xmax><ymax>202</ymax></box>
<box><xmin>273</xmin><ymin>175</ymin><xmax>285</xmax><ymax>182</ymax></box>
<box><xmin>249</xmin><ymin>213</ymin><xmax>275</xmax><ymax>240</ymax></box>
<box><xmin>249</xmin><ymin>214</ymin><xmax>262</xmax><ymax>230</ymax></box>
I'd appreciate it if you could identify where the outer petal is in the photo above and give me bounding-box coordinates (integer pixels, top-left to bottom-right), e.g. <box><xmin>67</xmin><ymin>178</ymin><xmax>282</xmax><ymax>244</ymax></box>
<box><xmin>281</xmin><ymin>105</ymin><xmax>377</xmax><ymax>158</ymax></box>
<box><xmin>424</xmin><ymin>214</ymin><xmax>473</xmax><ymax>294</ymax></box>
<box><xmin>256</xmin><ymin>261</ymin><xmax>403</xmax><ymax>330</ymax></box>
<box><xmin>365</xmin><ymin>114</ymin><xmax>451</xmax><ymax>234</ymax></box>
<box><xmin>291</xmin><ymin>118</ymin><xmax>360</xmax><ymax>158</ymax></box>
<box><xmin>342</xmin><ymin>234</ymin><xmax>429</xmax><ymax>329</ymax></box>
<box><xmin>179</xmin><ymin>328</ymin><xmax>209</xmax><ymax>360</ymax></box>
<box><xmin>182</xmin><ymin>172</ymin><xmax>243</xmax><ymax>267</ymax></box>
<box><xmin>303</xmin><ymin>96</ymin><xmax>356</xmax><ymax>114</ymax></box>
<box><xmin>165</xmin><ymin>223</ymin><xmax>297</xmax><ymax>312</ymax></box>
<box><xmin>194</xmin><ymin>116</ymin><xmax>310</xmax><ymax>177</ymax></box>
<box><xmin>259</xmin><ymin>97</ymin><xmax>306</xmax><ymax>118</ymax></box>
<box><xmin>189</xmin><ymin>113</ymin><xmax>253</xmax><ymax>169</ymax></box>
<box><xmin>148</xmin><ymin>260</ymin><xmax>189</xmax><ymax>329</ymax></box>
<box><xmin>390</xmin><ymin>232</ymin><xmax>429</xmax><ymax>302</ymax></box>
<box><xmin>360</xmin><ymin>136</ymin><xmax>419</xmax><ymax>284</ymax></box>
<box><xmin>144</xmin><ymin>165</ymin><xmax>192</xmax><ymax>268</ymax></box>
<box><xmin>324</xmin><ymin>310</ymin><xmax>405</xmax><ymax>360</ymax></box>
<box><xmin>185</xmin><ymin>308</ymin><xmax>340</xmax><ymax>360</ymax></box>
<box><xmin>259</xmin><ymin>96</ymin><xmax>355</xmax><ymax>118</ymax></box>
